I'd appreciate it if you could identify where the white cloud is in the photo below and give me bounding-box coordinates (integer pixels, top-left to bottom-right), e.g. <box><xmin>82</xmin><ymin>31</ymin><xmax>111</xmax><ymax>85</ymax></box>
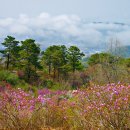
<box><xmin>0</xmin><ymin>12</ymin><xmax>130</xmax><ymax>50</ymax></box>
<box><xmin>116</xmin><ymin>31</ymin><xmax>130</xmax><ymax>45</ymax></box>
<box><xmin>18</xmin><ymin>14</ymin><xmax>30</xmax><ymax>25</ymax></box>
<box><xmin>0</xmin><ymin>18</ymin><xmax>14</xmax><ymax>27</ymax></box>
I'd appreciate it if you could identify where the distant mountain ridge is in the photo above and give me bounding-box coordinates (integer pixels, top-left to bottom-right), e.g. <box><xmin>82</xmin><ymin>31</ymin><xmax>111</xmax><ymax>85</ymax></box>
<box><xmin>125</xmin><ymin>45</ymin><xmax>130</xmax><ymax>58</ymax></box>
<box><xmin>91</xmin><ymin>21</ymin><xmax>127</xmax><ymax>26</ymax></box>
<box><xmin>83</xmin><ymin>45</ymin><xmax>130</xmax><ymax>58</ymax></box>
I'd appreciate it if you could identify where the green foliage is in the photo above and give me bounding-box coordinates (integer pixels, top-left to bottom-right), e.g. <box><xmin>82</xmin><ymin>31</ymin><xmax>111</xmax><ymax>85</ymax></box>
<box><xmin>19</xmin><ymin>39</ymin><xmax>41</xmax><ymax>82</ymax></box>
<box><xmin>68</xmin><ymin>46</ymin><xmax>85</xmax><ymax>72</ymax></box>
<box><xmin>126</xmin><ymin>58</ymin><xmax>130</xmax><ymax>67</ymax></box>
<box><xmin>40</xmin><ymin>79</ymin><xmax>54</xmax><ymax>89</ymax></box>
<box><xmin>42</xmin><ymin>45</ymin><xmax>85</xmax><ymax>81</ymax></box>
<box><xmin>0</xmin><ymin>70</ymin><xmax>19</xmax><ymax>85</ymax></box>
<box><xmin>87</xmin><ymin>53</ymin><xmax>116</xmax><ymax>66</ymax></box>
<box><xmin>0</xmin><ymin>70</ymin><xmax>31</xmax><ymax>90</ymax></box>
<box><xmin>0</xmin><ymin>36</ymin><xmax>20</xmax><ymax>69</ymax></box>
<box><xmin>0</xmin><ymin>35</ymin><xmax>129</xmax><ymax>88</ymax></box>
<box><xmin>87</xmin><ymin>53</ymin><xmax>130</xmax><ymax>84</ymax></box>
<box><xmin>20</xmin><ymin>39</ymin><xmax>40</xmax><ymax>67</ymax></box>
<box><xmin>0</xmin><ymin>36</ymin><xmax>86</xmax><ymax>87</ymax></box>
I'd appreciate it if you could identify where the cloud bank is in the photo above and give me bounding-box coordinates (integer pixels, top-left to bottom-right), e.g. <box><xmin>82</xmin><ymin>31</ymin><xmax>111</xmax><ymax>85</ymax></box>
<box><xmin>0</xmin><ymin>13</ymin><xmax>130</xmax><ymax>51</ymax></box>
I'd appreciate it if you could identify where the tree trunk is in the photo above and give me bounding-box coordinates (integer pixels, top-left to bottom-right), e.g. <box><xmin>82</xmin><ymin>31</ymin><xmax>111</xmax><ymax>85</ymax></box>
<box><xmin>49</xmin><ymin>65</ymin><xmax>51</xmax><ymax>75</ymax></box>
<box><xmin>57</xmin><ymin>68</ymin><xmax>60</xmax><ymax>81</ymax></box>
<box><xmin>6</xmin><ymin>53</ymin><xmax>10</xmax><ymax>70</ymax></box>
<box><xmin>53</xmin><ymin>67</ymin><xmax>56</xmax><ymax>79</ymax></box>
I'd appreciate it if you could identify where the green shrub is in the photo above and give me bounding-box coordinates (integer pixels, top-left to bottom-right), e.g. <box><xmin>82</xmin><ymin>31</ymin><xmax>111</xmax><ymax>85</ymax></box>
<box><xmin>0</xmin><ymin>70</ymin><xmax>19</xmax><ymax>86</ymax></box>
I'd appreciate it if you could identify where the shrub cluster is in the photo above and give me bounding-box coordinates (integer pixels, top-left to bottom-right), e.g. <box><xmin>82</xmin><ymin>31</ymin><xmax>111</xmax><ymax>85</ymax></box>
<box><xmin>0</xmin><ymin>83</ymin><xmax>130</xmax><ymax>129</ymax></box>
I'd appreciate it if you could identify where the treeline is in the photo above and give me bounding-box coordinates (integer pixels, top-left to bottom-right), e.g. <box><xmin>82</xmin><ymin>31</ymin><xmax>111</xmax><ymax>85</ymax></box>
<box><xmin>0</xmin><ymin>36</ymin><xmax>130</xmax><ymax>89</ymax></box>
<box><xmin>0</xmin><ymin>36</ymin><xmax>84</xmax><ymax>84</ymax></box>
<box><xmin>87</xmin><ymin>52</ymin><xmax>130</xmax><ymax>84</ymax></box>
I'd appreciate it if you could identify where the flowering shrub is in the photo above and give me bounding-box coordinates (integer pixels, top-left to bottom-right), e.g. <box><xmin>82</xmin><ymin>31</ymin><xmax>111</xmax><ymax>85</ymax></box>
<box><xmin>0</xmin><ymin>83</ymin><xmax>130</xmax><ymax>129</ymax></box>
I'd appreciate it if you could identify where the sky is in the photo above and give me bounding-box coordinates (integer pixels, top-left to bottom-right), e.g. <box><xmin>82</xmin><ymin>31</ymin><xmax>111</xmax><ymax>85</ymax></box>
<box><xmin>0</xmin><ymin>0</ymin><xmax>130</xmax><ymax>22</ymax></box>
<box><xmin>0</xmin><ymin>0</ymin><xmax>130</xmax><ymax>51</ymax></box>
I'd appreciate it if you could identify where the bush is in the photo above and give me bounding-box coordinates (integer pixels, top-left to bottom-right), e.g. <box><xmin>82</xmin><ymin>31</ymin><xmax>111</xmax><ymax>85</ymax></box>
<box><xmin>0</xmin><ymin>83</ymin><xmax>130</xmax><ymax>129</ymax></box>
<box><xmin>0</xmin><ymin>70</ymin><xmax>19</xmax><ymax>86</ymax></box>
